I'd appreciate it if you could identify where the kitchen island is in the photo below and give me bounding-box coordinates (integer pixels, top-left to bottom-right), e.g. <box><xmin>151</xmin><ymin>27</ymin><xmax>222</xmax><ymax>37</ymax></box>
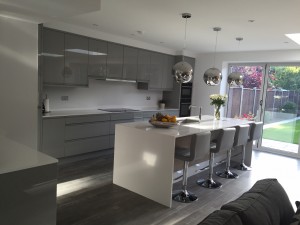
<box><xmin>113</xmin><ymin>115</ymin><xmax>254</xmax><ymax>207</ymax></box>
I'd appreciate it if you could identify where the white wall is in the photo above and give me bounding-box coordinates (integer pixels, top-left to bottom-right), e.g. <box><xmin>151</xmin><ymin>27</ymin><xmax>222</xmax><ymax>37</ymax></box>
<box><xmin>43</xmin><ymin>79</ymin><xmax>162</xmax><ymax>110</ymax></box>
<box><xmin>0</xmin><ymin>17</ymin><xmax>38</xmax><ymax>149</ymax></box>
<box><xmin>192</xmin><ymin>50</ymin><xmax>300</xmax><ymax>116</ymax></box>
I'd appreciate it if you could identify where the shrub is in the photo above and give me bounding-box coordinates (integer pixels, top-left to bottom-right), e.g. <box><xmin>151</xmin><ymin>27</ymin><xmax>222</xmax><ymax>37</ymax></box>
<box><xmin>280</xmin><ymin>101</ymin><xmax>297</xmax><ymax>114</ymax></box>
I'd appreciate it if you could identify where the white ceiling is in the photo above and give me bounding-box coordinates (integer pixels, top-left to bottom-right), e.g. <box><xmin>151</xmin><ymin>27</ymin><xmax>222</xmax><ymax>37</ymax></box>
<box><xmin>0</xmin><ymin>0</ymin><xmax>100</xmax><ymax>23</ymax></box>
<box><xmin>2</xmin><ymin>0</ymin><xmax>300</xmax><ymax>54</ymax></box>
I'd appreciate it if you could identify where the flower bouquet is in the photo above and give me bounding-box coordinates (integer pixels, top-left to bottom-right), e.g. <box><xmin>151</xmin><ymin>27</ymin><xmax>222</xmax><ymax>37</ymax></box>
<box><xmin>209</xmin><ymin>94</ymin><xmax>227</xmax><ymax>120</ymax></box>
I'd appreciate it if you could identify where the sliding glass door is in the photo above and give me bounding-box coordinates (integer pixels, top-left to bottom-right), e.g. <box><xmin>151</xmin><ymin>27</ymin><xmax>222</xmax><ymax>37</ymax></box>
<box><xmin>226</xmin><ymin>63</ymin><xmax>300</xmax><ymax>158</ymax></box>
<box><xmin>259</xmin><ymin>64</ymin><xmax>300</xmax><ymax>157</ymax></box>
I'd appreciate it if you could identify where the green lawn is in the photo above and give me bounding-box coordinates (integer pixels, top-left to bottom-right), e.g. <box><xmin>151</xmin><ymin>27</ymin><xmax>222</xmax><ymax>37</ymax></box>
<box><xmin>263</xmin><ymin>119</ymin><xmax>300</xmax><ymax>144</ymax></box>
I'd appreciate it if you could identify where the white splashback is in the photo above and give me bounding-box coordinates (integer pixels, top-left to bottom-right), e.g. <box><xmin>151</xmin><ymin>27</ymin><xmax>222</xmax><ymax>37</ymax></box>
<box><xmin>43</xmin><ymin>79</ymin><xmax>162</xmax><ymax>110</ymax></box>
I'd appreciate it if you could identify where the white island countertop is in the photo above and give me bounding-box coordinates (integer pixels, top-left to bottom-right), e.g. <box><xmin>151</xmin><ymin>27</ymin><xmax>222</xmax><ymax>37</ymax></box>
<box><xmin>0</xmin><ymin>135</ymin><xmax>58</xmax><ymax>175</ymax></box>
<box><xmin>120</xmin><ymin>115</ymin><xmax>252</xmax><ymax>137</ymax></box>
<box><xmin>113</xmin><ymin>115</ymin><xmax>253</xmax><ymax>207</ymax></box>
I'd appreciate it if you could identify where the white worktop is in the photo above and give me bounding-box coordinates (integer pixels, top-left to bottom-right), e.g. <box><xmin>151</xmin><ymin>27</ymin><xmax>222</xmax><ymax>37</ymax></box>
<box><xmin>0</xmin><ymin>135</ymin><xmax>58</xmax><ymax>175</ymax></box>
<box><xmin>113</xmin><ymin>115</ymin><xmax>254</xmax><ymax>207</ymax></box>
<box><xmin>42</xmin><ymin>107</ymin><xmax>179</xmax><ymax>118</ymax></box>
<box><xmin>120</xmin><ymin>115</ymin><xmax>252</xmax><ymax>138</ymax></box>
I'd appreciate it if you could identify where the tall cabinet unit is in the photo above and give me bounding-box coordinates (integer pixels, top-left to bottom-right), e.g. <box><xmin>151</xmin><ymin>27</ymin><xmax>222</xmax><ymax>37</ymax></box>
<box><xmin>88</xmin><ymin>38</ymin><xmax>108</xmax><ymax>79</ymax></box>
<box><xmin>162</xmin><ymin>56</ymin><xmax>195</xmax><ymax>116</ymax></box>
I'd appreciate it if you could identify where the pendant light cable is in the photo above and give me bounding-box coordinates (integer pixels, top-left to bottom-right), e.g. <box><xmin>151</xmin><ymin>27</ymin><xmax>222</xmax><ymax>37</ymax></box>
<box><xmin>213</xmin><ymin>27</ymin><xmax>221</xmax><ymax>67</ymax></box>
<box><xmin>182</xmin><ymin>13</ymin><xmax>191</xmax><ymax>61</ymax></box>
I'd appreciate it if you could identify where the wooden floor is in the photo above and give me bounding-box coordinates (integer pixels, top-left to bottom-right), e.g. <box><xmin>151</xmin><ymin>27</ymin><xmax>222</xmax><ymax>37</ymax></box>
<box><xmin>56</xmin><ymin>150</ymin><xmax>300</xmax><ymax>225</ymax></box>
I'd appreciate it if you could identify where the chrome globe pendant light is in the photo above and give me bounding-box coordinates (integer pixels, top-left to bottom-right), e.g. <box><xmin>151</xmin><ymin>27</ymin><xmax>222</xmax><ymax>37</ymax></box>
<box><xmin>203</xmin><ymin>27</ymin><xmax>222</xmax><ymax>86</ymax></box>
<box><xmin>227</xmin><ymin>37</ymin><xmax>244</xmax><ymax>86</ymax></box>
<box><xmin>173</xmin><ymin>13</ymin><xmax>193</xmax><ymax>84</ymax></box>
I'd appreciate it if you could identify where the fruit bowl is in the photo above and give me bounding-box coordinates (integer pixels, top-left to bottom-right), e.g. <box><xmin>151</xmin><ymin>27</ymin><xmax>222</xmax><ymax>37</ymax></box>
<box><xmin>149</xmin><ymin>120</ymin><xmax>178</xmax><ymax>128</ymax></box>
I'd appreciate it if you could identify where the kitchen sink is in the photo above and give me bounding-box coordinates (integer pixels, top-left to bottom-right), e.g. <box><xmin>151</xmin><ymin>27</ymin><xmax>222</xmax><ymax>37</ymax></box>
<box><xmin>98</xmin><ymin>108</ymin><xmax>140</xmax><ymax>112</ymax></box>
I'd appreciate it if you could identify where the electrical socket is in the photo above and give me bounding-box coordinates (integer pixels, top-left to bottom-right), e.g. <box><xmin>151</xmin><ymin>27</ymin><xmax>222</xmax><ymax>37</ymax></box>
<box><xmin>61</xmin><ymin>96</ymin><xmax>69</xmax><ymax>101</ymax></box>
<box><xmin>146</xmin><ymin>96</ymin><xmax>151</xmax><ymax>100</ymax></box>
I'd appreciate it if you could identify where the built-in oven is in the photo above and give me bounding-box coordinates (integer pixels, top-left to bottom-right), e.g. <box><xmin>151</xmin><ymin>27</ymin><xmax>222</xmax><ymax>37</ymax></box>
<box><xmin>180</xmin><ymin>83</ymin><xmax>192</xmax><ymax>99</ymax></box>
<box><xmin>179</xmin><ymin>83</ymin><xmax>193</xmax><ymax>117</ymax></box>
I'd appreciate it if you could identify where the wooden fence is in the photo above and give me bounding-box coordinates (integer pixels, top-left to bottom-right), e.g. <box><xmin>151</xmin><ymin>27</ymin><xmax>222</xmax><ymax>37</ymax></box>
<box><xmin>226</xmin><ymin>87</ymin><xmax>300</xmax><ymax>118</ymax></box>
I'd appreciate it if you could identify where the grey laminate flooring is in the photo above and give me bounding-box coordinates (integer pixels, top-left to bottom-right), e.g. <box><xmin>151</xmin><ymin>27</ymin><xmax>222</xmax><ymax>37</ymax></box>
<box><xmin>57</xmin><ymin>150</ymin><xmax>300</xmax><ymax>225</ymax></box>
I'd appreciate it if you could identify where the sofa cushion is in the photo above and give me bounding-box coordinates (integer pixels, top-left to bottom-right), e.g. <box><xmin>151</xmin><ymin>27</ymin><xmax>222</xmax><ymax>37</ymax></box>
<box><xmin>198</xmin><ymin>210</ymin><xmax>243</xmax><ymax>225</ymax></box>
<box><xmin>221</xmin><ymin>178</ymin><xmax>294</xmax><ymax>225</ymax></box>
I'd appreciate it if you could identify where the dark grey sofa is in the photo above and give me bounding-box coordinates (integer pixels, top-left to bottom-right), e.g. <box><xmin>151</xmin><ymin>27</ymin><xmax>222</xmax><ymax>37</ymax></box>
<box><xmin>198</xmin><ymin>179</ymin><xmax>300</xmax><ymax>225</ymax></box>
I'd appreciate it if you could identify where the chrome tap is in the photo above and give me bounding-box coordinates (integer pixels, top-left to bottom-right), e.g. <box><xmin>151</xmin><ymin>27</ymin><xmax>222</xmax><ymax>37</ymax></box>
<box><xmin>189</xmin><ymin>105</ymin><xmax>202</xmax><ymax>120</ymax></box>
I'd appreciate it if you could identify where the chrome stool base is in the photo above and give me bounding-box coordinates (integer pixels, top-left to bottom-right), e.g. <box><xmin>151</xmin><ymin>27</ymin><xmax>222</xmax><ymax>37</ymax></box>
<box><xmin>197</xmin><ymin>178</ymin><xmax>222</xmax><ymax>189</ymax></box>
<box><xmin>237</xmin><ymin>163</ymin><xmax>252</xmax><ymax>171</ymax></box>
<box><xmin>216</xmin><ymin>170</ymin><xmax>239</xmax><ymax>179</ymax></box>
<box><xmin>172</xmin><ymin>190</ymin><xmax>198</xmax><ymax>203</ymax></box>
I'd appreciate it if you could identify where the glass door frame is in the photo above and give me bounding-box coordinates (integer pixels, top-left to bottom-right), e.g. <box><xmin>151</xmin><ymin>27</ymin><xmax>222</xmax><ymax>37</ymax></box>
<box><xmin>227</xmin><ymin>62</ymin><xmax>300</xmax><ymax>159</ymax></box>
<box><xmin>257</xmin><ymin>63</ymin><xmax>300</xmax><ymax>158</ymax></box>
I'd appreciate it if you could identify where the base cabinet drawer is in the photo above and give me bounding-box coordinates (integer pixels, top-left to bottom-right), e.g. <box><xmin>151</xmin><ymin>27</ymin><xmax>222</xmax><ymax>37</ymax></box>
<box><xmin>42</xmin><ymin>118</ymin><xmax>65</xmax><ymax>158</ymax></box>
<box><xmin>65</xmin><ymin>136</ymin><xmax>110</xmax><ymax>156</ymax></box>
<box><xmin>65</xmin><ymin>121</ymin><xmax>110</xmax><ymax>140</ymax></box>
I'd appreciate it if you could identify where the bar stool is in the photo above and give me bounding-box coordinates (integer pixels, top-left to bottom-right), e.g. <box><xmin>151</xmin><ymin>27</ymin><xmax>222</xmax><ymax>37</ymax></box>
<box><xmin>172</xmin><ymin>132</ymin><xmax>211</xmax><ymax>203</ymax></box>
<box><xmin>216</xmin><ymin>124</ymin><xmax>250</xmax><ymax>179</ymax></box>
<box><xmin>237</xmin><ymin>121</ymin><xmax>263</xmax><ymax>171</ymax></box>
<box><xmin>197</xmin><ymin>128</ymin><xmax>236</xmax><ymax>189</ymax></box>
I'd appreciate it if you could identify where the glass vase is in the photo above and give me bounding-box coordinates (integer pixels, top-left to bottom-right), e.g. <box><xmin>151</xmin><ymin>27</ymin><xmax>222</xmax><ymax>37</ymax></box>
<box><xmin>214</xmin><ymin>105</ymin><xmax>221</xmax><ymax>120</ymax></box>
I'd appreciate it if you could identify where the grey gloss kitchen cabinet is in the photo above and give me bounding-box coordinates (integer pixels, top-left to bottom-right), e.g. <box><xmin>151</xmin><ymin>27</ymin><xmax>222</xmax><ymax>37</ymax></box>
<box><xmin>149</xmin><ymin>52</ymin><xmax>164</xmax><ymax>89</ymax></box>
<box><xmin>137</xmin><ymin>49</ymin><xmax>151</xmax><ymax>82</ymax></box>
<box><xmin>42</xmin><ymin>118</ymin><xmax>65</xmax><ymax>158</ymax></box>
<box><xmin>123</xmin><ymin>46</ymin><xmax>138</xmax><ymax>81</ymax></box>
<box><xmin>106</xmin><ymin>42</ymin><xmax>124</xmax><ymax>79</ymax></box>
<box><xmin>64</xmin><ymin>33</ymin><xmax>89</xmax><ymax>86</ymax></box>
<box><xmin>42</xmin><ymin>28</ymin><xmax>65</xmax><ymax>85</ymax></box>
<box><xmin>88</xmin><ymin>38</ymin><xmax>107</xmax><ymax>79</ymax></box>
<box><xmin>162</xmin><ymin>55</ymin><xmax>175</xmax><ymax>90</ymax></box>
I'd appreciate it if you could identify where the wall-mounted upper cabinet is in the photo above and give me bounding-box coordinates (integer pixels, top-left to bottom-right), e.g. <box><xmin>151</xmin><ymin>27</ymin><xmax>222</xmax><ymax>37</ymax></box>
<box><xmin>148</xmin><ymin>53</ymin><xmax>175</xmax><ymax>90</ymax></box>
<box><xmin>42</xmin><ymin>27</ymin><xmax>177</xmax><ymax>90</ymax></box>
<box><xmin>88</xmin><ymin>38</ymin><xmax>107</xmax><ymax>79</ymax></box>
<box><xmin>64</xmin><ymin>33</ymin><xmax>89</xmax><ymax>86</ymax></box>
<box><xmin>42</xmin><ymin>28</ymin><xmax>65</xmax><ymax>85</ymax></box>
<box><xmin>162</xmin><ymin>55</ymin><xmax>175</xmax><ymax>91</ymax></box>
<box><xmin>137</xmin><ymin>49</ymin><xmax>151</xmax><ymax>82</ymax></box>
<box><xmin>106</xmin><ymin>43</ymin><xmax>124</xmax><ymax>79</ymax></box>
<box><xmin>42</xmin><ymin>28</ymin><xmax>88</xmax><ymax>87</ymax></box>
<box><xmin>123</xmin><ymin>46</ymin><xmax>138</xmax><ymax>81</ymax></box>
<box><xmin>149</xmin><ymin>52</ymin><xmax>164</xmax><ymax>90</ymax></box>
